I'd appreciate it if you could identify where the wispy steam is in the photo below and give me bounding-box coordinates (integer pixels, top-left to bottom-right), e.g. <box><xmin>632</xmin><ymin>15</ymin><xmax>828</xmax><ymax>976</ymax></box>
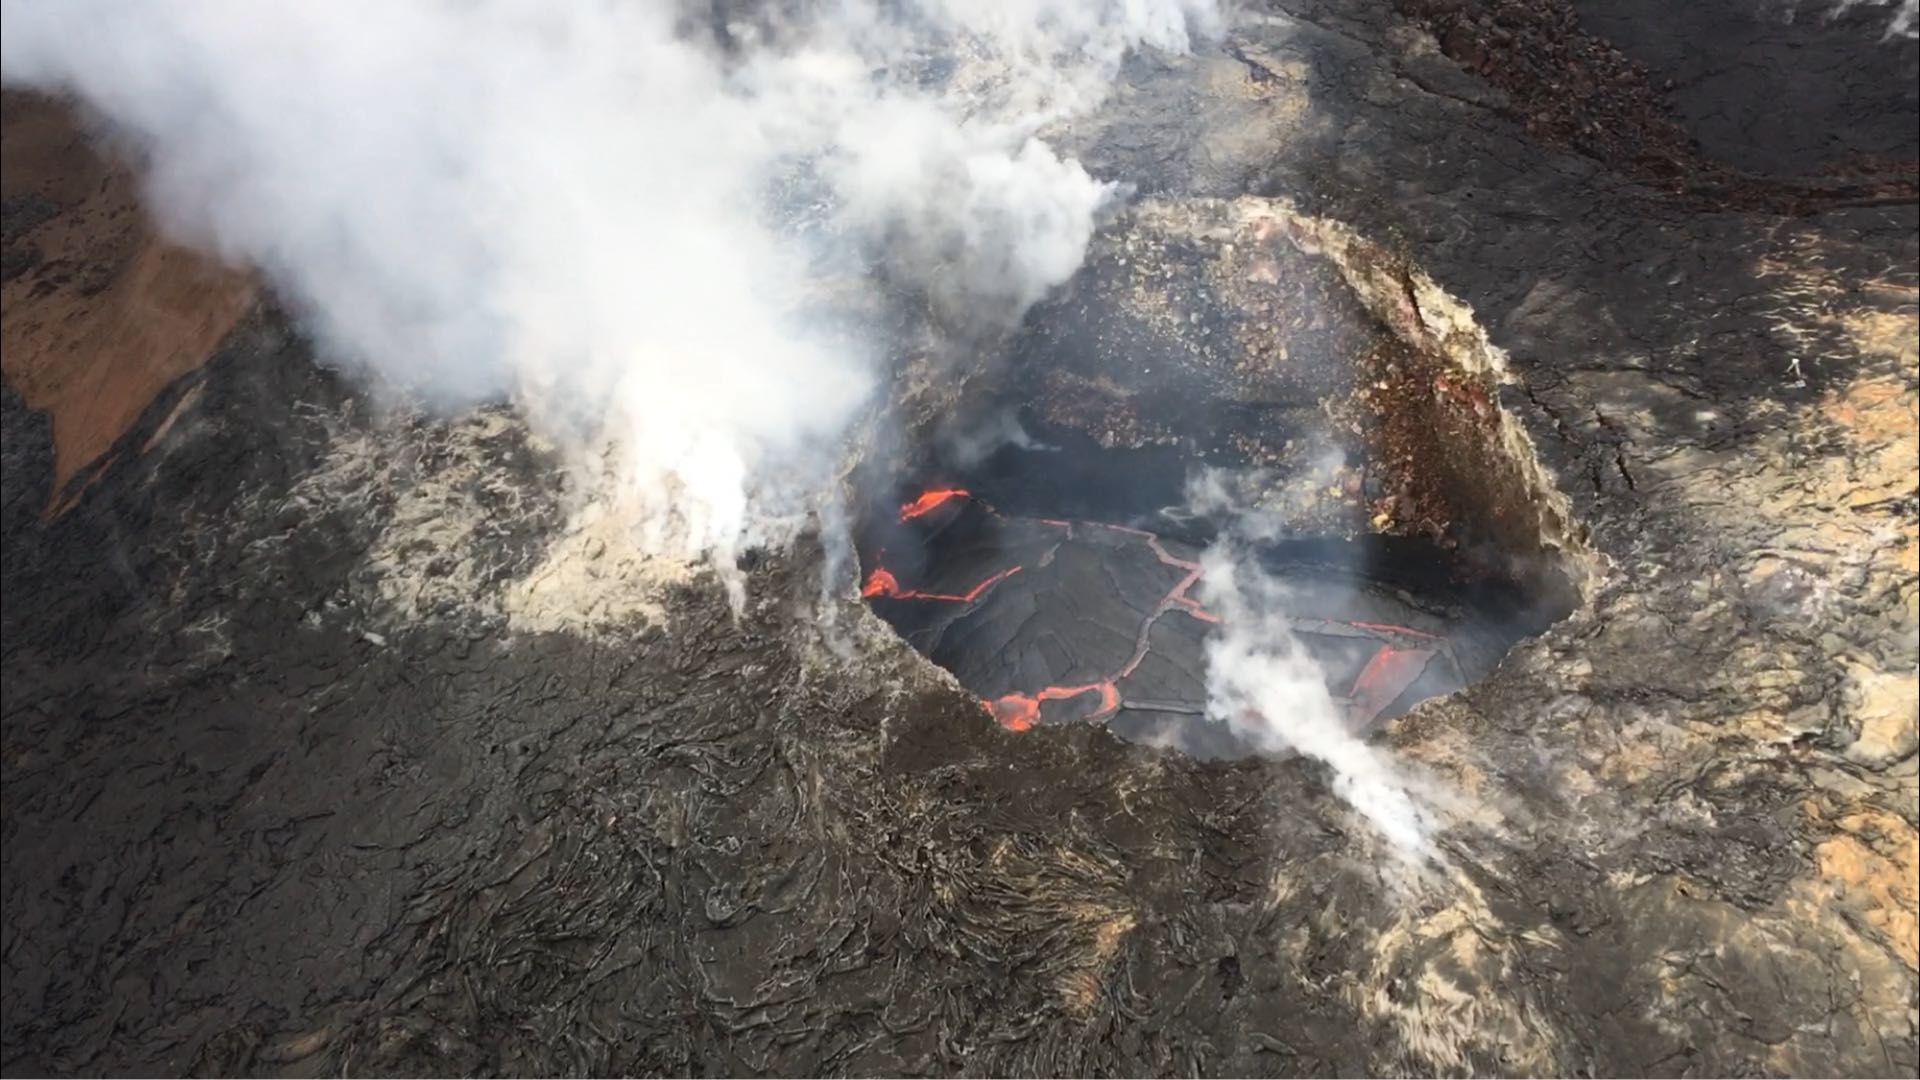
<box><xmin>0</xmin><ymin>0</ymin><xmax>1219</xmax><ymax>582</ymax></box>
<box><xmin>1818</xmin><ymin>0</ymin><xmax>1920</xmax><ymax>40</ymax></box>
<box><xmin>1198</xmin><ymin>543</ymin><xmax>1441</xmax><ymax>859</ymax></box>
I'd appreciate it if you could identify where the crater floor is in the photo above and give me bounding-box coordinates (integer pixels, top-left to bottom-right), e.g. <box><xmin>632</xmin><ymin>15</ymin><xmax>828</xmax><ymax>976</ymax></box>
<box><xmin>860</xmin><ymin>485</ymin><xmax>1542</xmax><ymax>759</ymax></box>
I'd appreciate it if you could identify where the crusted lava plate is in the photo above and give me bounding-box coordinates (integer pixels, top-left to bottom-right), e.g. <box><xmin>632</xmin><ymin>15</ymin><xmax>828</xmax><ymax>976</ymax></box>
<box><xmin>859</xmin><ymin>484</ymin><xmax>1537</xmax><ymax>759</ymax></box>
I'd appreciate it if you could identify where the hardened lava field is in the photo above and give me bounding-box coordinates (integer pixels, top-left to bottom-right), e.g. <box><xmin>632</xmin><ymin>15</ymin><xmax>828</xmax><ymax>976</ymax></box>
<box><xmin>858</xmin><ymin>465</ymin><xmax>1557</xmax><ymax>759</ymax></box>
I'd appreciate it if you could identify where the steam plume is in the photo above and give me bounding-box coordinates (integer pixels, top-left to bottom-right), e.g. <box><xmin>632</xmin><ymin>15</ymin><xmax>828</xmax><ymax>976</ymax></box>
<box><xmin>1198</xmin><ymin>543</ymin><xmax>1440</xmax><ymax>858</ymax></box>
<box><xmin>1820</xmin><ymin>0</ymin><xmax>1920</xmax><ymax>40</ymax></box>
<box><xmin>4</xmin><ymin>0</ymin><xmax>1466</xmax><ymax>854</ymax></box>
<box><xmin>0</xmin><ymin>0</ymin><xmax>1219</xmax><ymax>578</ymax></box>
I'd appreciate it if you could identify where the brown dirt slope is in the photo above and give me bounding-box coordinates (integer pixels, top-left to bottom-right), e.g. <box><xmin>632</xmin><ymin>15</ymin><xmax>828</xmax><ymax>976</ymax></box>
<box><xmin>1</xmin><ymin>90</ymin><xmax>253</xmax><ymax>512</ymax></box>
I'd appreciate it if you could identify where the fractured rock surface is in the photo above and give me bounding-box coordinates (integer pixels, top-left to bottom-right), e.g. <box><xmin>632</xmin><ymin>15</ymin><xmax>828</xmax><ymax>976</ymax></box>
<box><xmin>860</xmin><ymin>490</ymin><xmax>1531</xmax><ymax>760</ymax></box>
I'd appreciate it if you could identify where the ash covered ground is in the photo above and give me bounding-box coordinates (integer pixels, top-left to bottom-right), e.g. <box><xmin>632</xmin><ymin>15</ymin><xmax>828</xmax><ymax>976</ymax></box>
<box><xmin>3</xmin><ymin>1</ymin><xmax>1918</xmax><ymax>1076</ymax></box>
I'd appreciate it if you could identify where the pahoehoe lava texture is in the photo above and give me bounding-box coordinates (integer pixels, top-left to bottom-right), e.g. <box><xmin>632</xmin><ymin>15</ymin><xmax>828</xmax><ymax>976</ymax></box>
<box><xmin>4</xmin><ymin>1</ymin><xmax>1918</xmax><ymax>1076</ymax></box>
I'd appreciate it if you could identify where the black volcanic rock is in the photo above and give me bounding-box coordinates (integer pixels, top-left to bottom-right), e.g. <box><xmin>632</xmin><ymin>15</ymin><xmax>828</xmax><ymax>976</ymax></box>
<box><xmin>3</xmin><ymin>2</ymin><xmax>1916</xmax><ymax>1076</ymax></box>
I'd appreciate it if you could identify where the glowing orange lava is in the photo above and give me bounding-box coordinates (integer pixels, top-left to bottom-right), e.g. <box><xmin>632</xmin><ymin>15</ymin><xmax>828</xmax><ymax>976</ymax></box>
<box><xmin>860</xmin><ymin>567</ymin><xmax>899</xmax><ymax>598</ymax></box>
<box><xmin>898</xmin><ymin>488</ymin><xmax>970</xmax><ymax>521</ymax></box>
<box><xmin>986</xmin><ymin>682</ymin><xmax>1120</xmax><ymax>732</ymax></box>
<box><xmin>861</xmin><ymin>564</ymin><xmax>1022</xmax><ymax>603</ymax></box>
<box><xmin>1345</xmin><ymin>645</ymin><xmax>1435</xmax><ymax>727</ymax></box>
<box><xmin>869</xmin><ymin>491</ymin><xmax>1225</xmax><ymax>731</ymax></box>
<box><xmin>868</xmin><ymin>490</ymin><xmax>1447</xmax><ymax>737</ymax></box>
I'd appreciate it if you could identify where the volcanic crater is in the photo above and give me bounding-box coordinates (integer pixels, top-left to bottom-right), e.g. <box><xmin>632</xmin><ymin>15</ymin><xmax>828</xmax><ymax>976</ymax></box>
<box><xmin>857</xmin><ymin>200</ymin><xmax>1590</xmax><ymax>758</ymax></box>
<box><xmin>5</xmin><ymin>3</ymin><xmax>1916</xmax><ymax>1075</ymax></box>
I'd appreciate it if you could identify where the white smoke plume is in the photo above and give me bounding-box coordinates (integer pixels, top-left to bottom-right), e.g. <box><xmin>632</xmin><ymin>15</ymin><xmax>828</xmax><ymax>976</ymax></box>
<box><xmin>1767</xmin><ymin>1</ymin><xmax>1920</xmax><ymax>40</ymax></box>
<box><xmin>0</xmin><ymin>0</ymin><xmax>1220</xmax><ymax>585</ymax></box>
<box><xmin>1198</xmin><ymin>543</ymin><xmax>1441</xmax><ymax>859</ymax></box>
<box><xmin>1818</xmin><ymin>0</ymin><xmax>1920</xmax><ymax>40</ymax></box>
<box><xmin>1182</xmin><ymin>455</ymin><xmax>1353</xmax><ymax>541</ymax></box>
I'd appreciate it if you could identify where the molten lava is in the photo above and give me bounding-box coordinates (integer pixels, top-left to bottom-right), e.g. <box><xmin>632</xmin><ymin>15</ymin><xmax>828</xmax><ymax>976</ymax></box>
<box><xmin>861</xmin><ymin>564</ymin><xmax>1022</xmax><ymax>603</ymax></box>
<box><xmin>898</xmin><ymin>487</ymin><xmax>969</xmax><ymax>521</ymax></box>
<box><xmin>866</xmin><ymin>488</ymin><xmax>1458</xmax><ymax>741</ymax></box>
<box><xmin>1345</xmin><ymin>645</ymin><xmax>1437</xmax><ymax>729</ymax></box>
<box><xmin>859</xmin><ymin>567</ymin><xmax>899</xmax><ymax>598</ymax></box>
<box><xmin>988</xmin><ymin>683</ymin><xmax>1120</xmax><ymax>732</ymax></box>
<box><xmin>870</xmin><ymin>488</ymin><xmax>1223</xmax><ymax>731</ymax></box>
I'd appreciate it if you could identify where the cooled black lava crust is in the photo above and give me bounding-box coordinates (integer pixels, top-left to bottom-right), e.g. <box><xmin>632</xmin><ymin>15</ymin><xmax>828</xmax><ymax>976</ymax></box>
<box><xmin>860</xmin><ymin>490</ymin><xmax>1528</xmax><ymax>759</ymax></box>
<box><xmin>5</xmin><ymin>1</ymin><xmax>1914</xmax><ymax>1074</ymax></box>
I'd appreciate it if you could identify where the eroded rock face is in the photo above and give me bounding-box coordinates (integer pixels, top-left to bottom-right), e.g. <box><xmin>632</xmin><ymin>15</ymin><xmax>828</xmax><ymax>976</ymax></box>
<box><xmin>2</xmin><ymin>3</ymin><xmax>1915</xmax><ymax>1077</ymax></box>
<box><xmin>0</xmin><ymin>91</ymin><xmax>255</xmax><ymax>512</ymax></box>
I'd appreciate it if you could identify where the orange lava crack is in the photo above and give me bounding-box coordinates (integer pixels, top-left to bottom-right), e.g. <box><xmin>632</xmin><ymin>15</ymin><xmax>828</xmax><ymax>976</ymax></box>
<box><xmin>861</xmin><ymin>564</ymin><xmax>1022</xmax><ymax>603</ymax></box>
<box><xmin>985</xmin><ymin>682</ymin><xmax>1120</xmax><ymax>732</ymax></box>
<box><xmin>1344</xmin><ymin>645</ymin><xmax>1435</xmax><ymax>729</ymax></box>
<box><xmin>873</xmin><ymin>488</ymin><xmax>1227</xmax><ymax>731</ymax></box>
<box><xmin>872</xmin><ymin>487</ymin><xmax>1457</xmax><ymax>736</ymax></box>
<box><xmin>898</xmin><ymin>487</ymin><xmax>970</xmax><ymax>521</ymax></box>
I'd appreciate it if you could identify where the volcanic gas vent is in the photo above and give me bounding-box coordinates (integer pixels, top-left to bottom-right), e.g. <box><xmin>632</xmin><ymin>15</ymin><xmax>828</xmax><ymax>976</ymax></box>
<box><xmin>859</xmin><ymin>200</ymin><xmax>1588</xmax><ymax>760</ymax></box>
